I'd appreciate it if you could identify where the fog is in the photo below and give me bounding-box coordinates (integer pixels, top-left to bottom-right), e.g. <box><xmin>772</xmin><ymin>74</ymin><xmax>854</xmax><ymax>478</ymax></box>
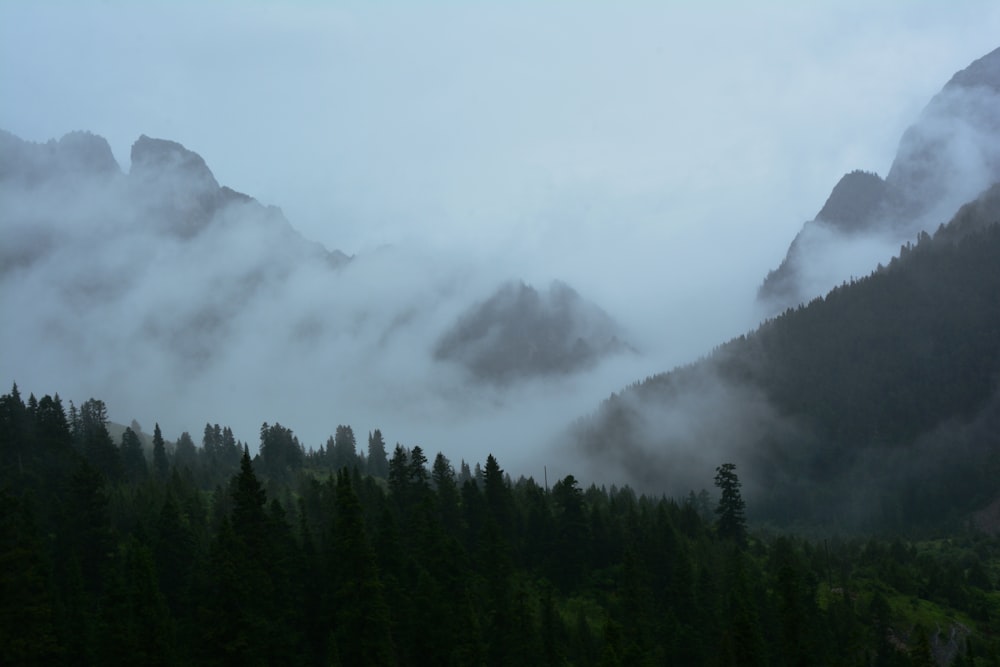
<box><xmin>2</xmin><ymin>3</ymin><xmax>999</xmax><ymax>485</ymax></box>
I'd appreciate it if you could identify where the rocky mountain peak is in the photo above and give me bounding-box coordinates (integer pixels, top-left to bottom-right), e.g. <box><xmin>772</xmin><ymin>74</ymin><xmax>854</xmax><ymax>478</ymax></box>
<box><xmin>0</xmin><ymin>129</ymin><xmax>120</xmax><ymax>186</ymax></box>
<box><xmin>55</xmin><ymin>131</ymin><xmax>120</xmax><ymax>175</ymax></box>
<box><xmin>944</xmin><ymin>45</ymin><xmax>1000</xmax><ymax>93</ymax></box>
<box><xmin>758</xmin><ymin>45</ymin><xmax>1000</xmax><ymax>313</ymax></box>
<box><xmin>129</xmin><ymin>134</ymin><xmax>219</xmax><ymax>189</ymax></box>
<box><xmin>814</xmin><ymin>170</ymin><xmax>887</xmax><ymax>231</ymax></box>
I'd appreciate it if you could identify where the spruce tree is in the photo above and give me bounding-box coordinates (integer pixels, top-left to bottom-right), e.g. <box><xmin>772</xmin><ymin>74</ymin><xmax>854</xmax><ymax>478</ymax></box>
<box><xmin>331</xmin><ymin>468</ymin><xmax>394</xmax><ymax>665</ymax></box>
<box><xmin>120</xmin><ymin>427</ymin><xmax>148</xmax><ymax>482</ymax></box>
<box><xmin>367</xmin><ymin>429</ymin><xmax>390</xmax><ymax>478</ymax></box>
<box><xmin>714</xmin><ymin>463</ymin><xmax>747</xmax><ymax>545</ymax></box>
<box><xmin>152</xmin><ymin>423</ymin><xmax>169</xmax><ymax>480</ymax></box>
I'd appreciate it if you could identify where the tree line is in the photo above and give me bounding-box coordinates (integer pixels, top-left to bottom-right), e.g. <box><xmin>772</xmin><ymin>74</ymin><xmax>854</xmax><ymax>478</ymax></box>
<box><xmin>1</xmin><ymin>384</ymin><xmax>999</xmax><ymax>665</ymax></box>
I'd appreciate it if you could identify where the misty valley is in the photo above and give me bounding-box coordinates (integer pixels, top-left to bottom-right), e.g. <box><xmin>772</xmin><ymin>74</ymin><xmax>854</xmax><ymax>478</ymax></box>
<box><xmin>2</xmin><ymin>31</ymin><xmax>1000</xmax><ymax>667</ymax></box>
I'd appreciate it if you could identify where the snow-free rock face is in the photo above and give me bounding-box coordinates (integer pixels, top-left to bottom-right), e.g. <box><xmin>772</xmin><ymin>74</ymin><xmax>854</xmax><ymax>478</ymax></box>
<box><xmin>0</xmin><ymin>129</ymin><xmax>120</xmax><ymax>186</ymax></box>
<box><xmin>130</xmin><ymin>135</ymin><xmax>219</xmax><ymax>188</ymax></box>
<box><xmin>434</xmin><ymin>280</ymin><xmax>632</xmax><ymax>383</ymax></box>
<box><xmin>758</xmin><ymin>46</ymin><xmax>1000</xmax><ymax>312</ymax></box>
<box><xmin>129</xmin><ymin>134</ymin><xmax>231</xmax><ymax>238</ymax></box>
<box><xmin>814</xmin><ymin>170</ymin><xmax>887</xmax><ymax>232</ymax></box>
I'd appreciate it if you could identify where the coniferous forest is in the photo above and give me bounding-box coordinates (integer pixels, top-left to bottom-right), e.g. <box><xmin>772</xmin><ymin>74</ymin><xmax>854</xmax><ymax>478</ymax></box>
<box><xmin>2</xmin><ymin>385</ymin><xmax>999</xmax><ymax>666</ymax></box>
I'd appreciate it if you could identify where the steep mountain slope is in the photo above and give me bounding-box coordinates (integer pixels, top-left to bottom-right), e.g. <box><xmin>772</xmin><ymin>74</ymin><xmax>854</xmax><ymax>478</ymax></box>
<box><xmin>572</xmin><ymin>183</ymin><xmax>1000</xmax><ymax>530</ymax></box>
<box><xmin>759</xmin><ymin>46</ymin><xmax>1000</xmax><ymax>313</ymax></box>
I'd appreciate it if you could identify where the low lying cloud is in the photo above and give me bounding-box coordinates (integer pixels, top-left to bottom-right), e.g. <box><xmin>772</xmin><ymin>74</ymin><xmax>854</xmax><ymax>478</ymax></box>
<box><xmin>3</xmin><ymin>4</ymin><xmax>999</xmax><ymax>486</ymax></box>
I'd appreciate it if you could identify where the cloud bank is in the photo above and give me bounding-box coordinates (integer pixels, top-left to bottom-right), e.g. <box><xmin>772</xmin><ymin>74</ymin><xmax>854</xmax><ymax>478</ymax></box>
<box><xmin>2</xmin><ymin>3</ymin><xmax>1000</xmax><ymax>483</ymax></box>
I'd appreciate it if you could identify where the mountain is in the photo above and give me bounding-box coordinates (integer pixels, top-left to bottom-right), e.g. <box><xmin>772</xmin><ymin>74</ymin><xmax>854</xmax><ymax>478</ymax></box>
<box><xmin>434</xmin><ymin>280</ymin><xmax>632</xmax><ymax>383</ymax></box>
<box><xmin>759</xmin><ymin>46</ymin><xmax>1000</xmax><ymax>312</ymax></box>
<box><xmin>1</xmin><ymin>130</ymin><xmax>628</xmax><ymax>445</ymax></box>
<box><xmin>0</xmin><ymin>129</ymin><xmax>119</xmax><ymax>184</ymax></box>
<box><xmin>571</xmin><ymin>182</ymin><xmax>1000</xmax><ymax>530</ymax></box>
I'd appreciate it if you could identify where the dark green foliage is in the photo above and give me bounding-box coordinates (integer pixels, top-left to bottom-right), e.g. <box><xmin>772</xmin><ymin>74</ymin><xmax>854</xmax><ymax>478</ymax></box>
<box><xmin>0</xmin><ymin>491</ymin><xmax>62</xmax><ymax>665</ymax></box>
<box><xmin>151</xmin><ymin>423</ymin><xmax>168</xmax><ymax>480</ymax></box>
<box><xmin>367</xmin><ymin>428</ymin><xmax>390</xmax><ymax>478</ymax></box>
<box><xmin>330</xmin><ymin>424</ymin><xmax>359</xmax><ymax>471</ymax></box>
<box><xmin>258</xmin><ymin>422</ymin><xmax>302</xmax><ymax>479</ymax></box>
<box><xmin>120</xmin><ymin>427</ymin><xmax>147</xmax><ymax>483</ymax></box>
<box><xmin>99</xmin><ymin>537</ymin><xmax>173</xmax><ymax>665</ymax></box>
<box><xmin>574</xmin><ymin>198</ymin><xmax>1000</xmax><ymax>531</ymax></box>
<box><xmin>331</xmin><ymin>468</ymin><xmax>394</xmax><ymax>665</ymax></box>
<box><xmin>78</xmin><ymin>398</ymin><xmax>123</xmax><ymax>482</ymax></box>
<box><xmin>3</xmin><ymin>385</ymin><xmax>1000</xmax><ymax>665</ymax></box>
<box><xmin>172</xmin><ymin>431</ymin><xmax>197</xmax><ymax>474</ymax></box>
<box><xmin>715</xmin><ymin>463</ymin><xmax>747</xmax><ymax>545</ymax></box>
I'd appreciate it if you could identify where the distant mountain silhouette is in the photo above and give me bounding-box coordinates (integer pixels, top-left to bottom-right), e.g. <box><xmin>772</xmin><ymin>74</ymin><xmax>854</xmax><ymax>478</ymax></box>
<box><xmin>759</xmin><ymin>46</ymin><xmax>1000</xmax><ymax>312</ymax></box>
<box><xmin>0</xmin><ymin>130</ymin><xmax>350</xmax><ymax>270</ymax></box>
<box><xmin>1</xmin><ymin>129</ymin><xmax>625</xmax><ymax>389</ymax></box>
<box><xmin>435</xmin><ymin>280</ymin><xmax>632</xmax><ymax>383</ymax></box>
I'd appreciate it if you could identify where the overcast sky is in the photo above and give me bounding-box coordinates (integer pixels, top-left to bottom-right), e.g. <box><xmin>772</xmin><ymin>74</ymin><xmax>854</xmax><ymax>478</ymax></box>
<box><xmin>4</xmin><ymin>3</ymin><xmax>997</xmax><ymax>248</ymax></box>
<box><xmin>2</xmin><ymin>2</ymin><xmax>999</xmax><ymax>475</ymax></box>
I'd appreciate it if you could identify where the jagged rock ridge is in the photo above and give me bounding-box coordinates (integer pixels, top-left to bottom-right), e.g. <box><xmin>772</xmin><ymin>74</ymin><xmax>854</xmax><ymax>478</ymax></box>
<box><xmin>759</xmin><ymin>46</ymin><xmax>1000</xmax><ymax>312</ymax></box>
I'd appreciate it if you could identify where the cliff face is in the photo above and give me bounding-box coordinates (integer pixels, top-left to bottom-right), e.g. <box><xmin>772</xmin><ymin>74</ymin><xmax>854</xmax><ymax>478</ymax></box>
<box><xmin>758</xmin><ymin>46</ymin><xmax>1000</xmax><ymax>312</ymax></box>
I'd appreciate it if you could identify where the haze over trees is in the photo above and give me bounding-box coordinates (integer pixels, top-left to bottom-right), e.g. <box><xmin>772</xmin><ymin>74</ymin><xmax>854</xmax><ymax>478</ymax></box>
<box><xmin>3</xmin><ymin>23</ymin><xmax>1000</xmax><ymax>666</ymax></box>
<box><xmin>2</xmin><ymin>385</ymin><xmax>998</xmax><ymax>665</ymax></box>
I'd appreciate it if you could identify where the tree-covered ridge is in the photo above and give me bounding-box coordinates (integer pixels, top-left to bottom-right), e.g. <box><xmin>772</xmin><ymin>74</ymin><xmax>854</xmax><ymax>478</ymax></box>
<box><xmin>574</xmin><ymin>185</ymin><xmax>1000</xmax><ymax>531</ymax></box>
<box><xmin>2</xmin><ymin>385</ymin><xmax>1000</xmax><ymax>665</ymax></box>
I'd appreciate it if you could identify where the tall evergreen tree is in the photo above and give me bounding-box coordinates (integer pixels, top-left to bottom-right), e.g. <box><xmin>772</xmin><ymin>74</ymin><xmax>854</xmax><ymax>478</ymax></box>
<box><xmin>231</xmin><ymin>446</ymin><xmax>267</xmax><ymax>557</ymax></box>
<box><xmin>331</xmin><ymin>468</ymin><xmax>395</xmax><ymax>665</ymax></box>
<box><xmin>714</xmin><ymin>463</ymin><xmax>747</xmax><ymax>545</ymax></box>
<box><xmin>121</xmin><ymin>426</ymin><xmax>148</xmax><ymax>482</ymax></box>
<box><xmin>173</xmin><ymin>431</ymin><xmax>198</xmax><ymax>474</ymax></box>
<box><xmin>367</xmin><ymin>429</ymin><xmax>390</xmax><ymax>478</ymax></box>
<box><xmin>331</xmin><ymin>424</ymin><xmax>359</xmax><ymax>470</ymax></box>
<box><xmin>152</xmin><ymin>423</ymin><xmax>169</xmax><ymax>480</ymax></box>
<box><xmin>388</xmin><ymin>444</ymin><xmax>409</xmax><ymax>506</ymax></box>
<box><xmin>78</xmin><ymin>398</ymin><xmax>122</xmax><ymax>482</ymax></box>
<box><xmin>258</xmin><ymin>422</ymin><xmax>303</xmax><ymax>478</ymax></box>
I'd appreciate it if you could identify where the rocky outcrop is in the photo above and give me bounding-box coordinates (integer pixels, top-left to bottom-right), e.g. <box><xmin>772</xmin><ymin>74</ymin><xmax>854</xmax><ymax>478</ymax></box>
<box><xmin>759</xmin><ymin>46</ymin><xmax>1000</xmax><ymax>312</ymax></box>
<box><xmin>0</xmin><ymin>129</ymin><xmax>120</xmax><ymax>186</ymax></box>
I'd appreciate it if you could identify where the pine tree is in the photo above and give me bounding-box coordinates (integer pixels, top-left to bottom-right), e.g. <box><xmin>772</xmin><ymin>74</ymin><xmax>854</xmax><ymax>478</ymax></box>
<box><xmin>432</xmin><ymin>452</ymin><xmax>462</xmax><ymax>532</ymax></box>
<box><xmin>388</xmin><ymin>444</ymin><xmax>409</xmax><ymax>507</ymax></box>
<box><xmin>714</xmin><ymin>463</ymin><xmax>747</xmax><ymax>545</ymax></box>
<box><xmin>552</xmin><ymin>475</ymin><xmax>588</xmax><ymax>590</ymax></box>
<box><xmin>258</xmin><ymin>422</ymin><xmax>303</xmax><ymax>478</ymax></box>
<box><xmin>152</xmin><ymin>423</ymin><xmax>169</xmax><ymax>480</ymax></box>
<box><xmin>367</xmin><ymin>429</ymin><xmax>390</xmax><ymax>478</ymax></box>
<box><xmin>78</xmin><ymin>399</ymin><xmax>122</xmax><ymax>482</ymax></box>
<box><xmin>231</xmin><ymin>446</ymin><xmax>267</xmax><ymax>557</ymax></box>
<box><xmin>173</xmin><ymin>431</ymin><xmax>198</xmax><ymax>474</ymax></box>
<box><xmin>408</xmin><ymin>445</ymin><xmax>430</xmax><ymax>492</ymax></box>
<box><xmin>121</xmin><ymin>426</ymin><xmax>148</xmax><ymax>482</ymax></box>
<box><xmin>331</xmin><ymin>424</ymin><xmax>358</xmax><ymax>470</ymax></box>
<box><xmin>331</xmin><ymin>468</ymin><xmax>395</xmax><ymax>665</ymax></box>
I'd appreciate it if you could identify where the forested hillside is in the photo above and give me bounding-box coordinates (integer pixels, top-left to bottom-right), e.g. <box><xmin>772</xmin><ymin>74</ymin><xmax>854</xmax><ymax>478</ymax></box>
<box><xmin>3</xmin><ymin>385</ymin><xmax>1000</xmax><ymax>665</ymax></box>
<box><xmin>573</xmin><ymin>183</ymin><xmax>1000</xmax><ymax>531</ymax></box>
